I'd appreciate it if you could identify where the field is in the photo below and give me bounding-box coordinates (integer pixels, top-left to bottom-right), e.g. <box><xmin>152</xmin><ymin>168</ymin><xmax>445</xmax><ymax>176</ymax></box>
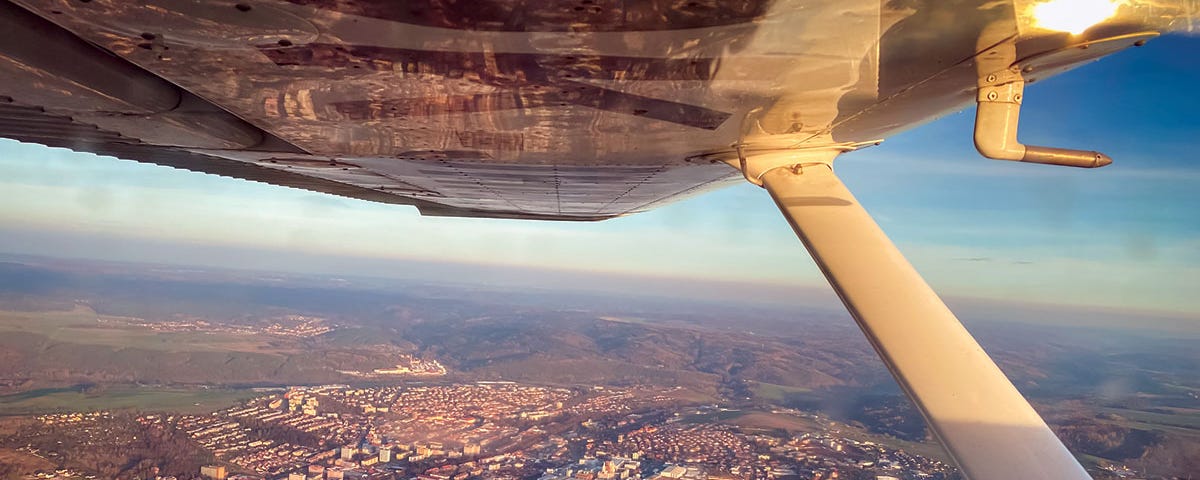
<box><xmin>1098</xmin><ymin>407</ymin><xmax>1200</xmax><ymax>430</ymax></box>
<box><xmin>0</xmin><ymin>448</ymin><xmax>56</xmax><ymax>477</ymax></box>
<box><xmin>714</xmin><ymin>408</ymin><xmax>952</xmax><ymax>463</ymax></box>
<box><xmin>0</xmin><ymin>385</ymin><xmax>259</xmax><ymax>416</ymax></box>
<box><xmin>728</xmin><ymin>411</ymin><xmax>821</xmax><ymax>432</ymax></box>
<box><xmin>750</xmin><ymin>381</ymin><xmax>812</xmax><ymax>403</ymax></box>
<box><xmin>681</xmin><ymin>408</ymin><xmax>749</xmax><ymax>424</ymax></box>
<box><xmin>0</xmin><ymin>306</ymin><xmax>289</xmax><ymax>354</ymax></box>
<box><xmin>1094</xmin><ymin>406</ymin><xmax>1200</xmax><ymax>442</ymax></box>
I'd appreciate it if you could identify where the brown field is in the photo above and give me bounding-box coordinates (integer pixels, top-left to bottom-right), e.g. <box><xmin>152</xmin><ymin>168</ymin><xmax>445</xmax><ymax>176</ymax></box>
<box><xmin>0</xmin><ymin>447</ymin><xmax>57</xmax><ymax>477</ymax></box>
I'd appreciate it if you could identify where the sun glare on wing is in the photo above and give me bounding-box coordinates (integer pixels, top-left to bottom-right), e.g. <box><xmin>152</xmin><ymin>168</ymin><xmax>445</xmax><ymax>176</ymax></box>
<box><xmin>1031</xmin><ymin>0</ymin><xmax>1122</xmax><ymax>34</ymax></box>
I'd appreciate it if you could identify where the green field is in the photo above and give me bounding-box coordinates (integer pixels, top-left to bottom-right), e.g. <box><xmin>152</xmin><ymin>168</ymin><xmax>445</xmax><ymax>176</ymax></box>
<box><xmin>727</xmin><ymin>411</ymin><xmax>821</xmax><ymax>433</ymax></box>
<box><xmin>0</xmin><ymin>306</ymin><xmax>290</xmax><ymax>353</ymax></box>
<box><xmin>713</xmin><ymin>407</ymin><xmax>951</xmax><ymax>463</ymax></box>
<box><xmin>0</xmin><ymin>385</ymin><xmax>259</xmax><ymax>416</ymax></box>
<box><xmin>1100</xmin><ymin>407</ymin><xmax>1200</xmax><ymax>429</ymax></box>
<box><xmin>1094</xmin><ymin>407</ymin><xmax>1200</xmax><ymax>440</ymax></box>
<box><xmin>1076</xmin><ymin>453</ymin><xmax>1114</xmax><ymax>470</ymax></box>
<box><xmin>681</xmin><ymin>408</ymin><xmax>748</xmax><ymax>423</ymax></box>
<box><xmin>750</xmin><ymin>381</ymin><xmax>812</xmax><ymax>403</ymax></box>
<box><xmin>596</xmin><ymin>316</ymin><xmax>655</xmax><ymax>325</ymax></box>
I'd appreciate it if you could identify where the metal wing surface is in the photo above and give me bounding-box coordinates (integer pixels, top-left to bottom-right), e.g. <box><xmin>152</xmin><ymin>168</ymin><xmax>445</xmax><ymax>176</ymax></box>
<box><xmin>4</xmin><ymin>0</ymin><xmax>1151</xmax><ymax>220</ymax></box>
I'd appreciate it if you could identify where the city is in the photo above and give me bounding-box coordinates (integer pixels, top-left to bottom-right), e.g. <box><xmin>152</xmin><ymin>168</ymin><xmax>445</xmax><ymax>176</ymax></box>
<box><xmin>0</xmin><ymin>259</ymin><xmax>1194</xmax><ymax>479</ymax></box>
<box><xmin>9</xmin><ymin>382</ymin><xmax>954</xmax><ymax>480</ymax></box>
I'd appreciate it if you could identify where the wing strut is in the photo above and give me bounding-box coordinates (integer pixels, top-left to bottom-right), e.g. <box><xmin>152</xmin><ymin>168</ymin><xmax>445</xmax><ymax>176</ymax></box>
<box><xmin>730</xmin><ymin>150</ymin><xmax>1092</xmax><ymax>480</ymax></box>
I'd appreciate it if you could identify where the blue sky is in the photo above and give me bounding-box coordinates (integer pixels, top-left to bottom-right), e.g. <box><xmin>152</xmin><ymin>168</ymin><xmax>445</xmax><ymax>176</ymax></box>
<box><xmin>0</xmin><ymin>35</ymin><xmax>1197</xmax><ymax>315</ymax></box>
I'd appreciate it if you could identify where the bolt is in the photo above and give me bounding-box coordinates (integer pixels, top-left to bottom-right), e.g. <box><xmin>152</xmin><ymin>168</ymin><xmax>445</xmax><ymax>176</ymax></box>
<box><xmin>1013</xmin><ymin>93</ymin><xmax>1022</xmax><ymax>102</ymax></box>
<box><xmin>986</xmin><ymin>91</ymin><xmax>999</xmax><ymax>101</ymax></box>
<box><xmin>986</xmin><ymin>74</ymin><xmax>997</xmax><ymax>83</ymax></box>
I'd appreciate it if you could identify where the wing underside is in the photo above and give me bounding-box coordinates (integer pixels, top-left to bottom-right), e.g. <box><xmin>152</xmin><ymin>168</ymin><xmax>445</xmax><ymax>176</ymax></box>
<box><xmin>0</xmin><ymin>0</ymin><xmax>949</xmax><ymax>220</ymax></box>
<box><xmin>0</xmin><ymin>0</ymin><xmax>1157</xmax><ymax>220</ymax></box>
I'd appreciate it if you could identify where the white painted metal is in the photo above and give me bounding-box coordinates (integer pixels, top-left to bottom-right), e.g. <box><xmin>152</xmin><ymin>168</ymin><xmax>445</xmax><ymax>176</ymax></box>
<box><xmin>751</xmin><ymin>152</ymin><xmax>1092</xmax><ymax>480</ymax></box>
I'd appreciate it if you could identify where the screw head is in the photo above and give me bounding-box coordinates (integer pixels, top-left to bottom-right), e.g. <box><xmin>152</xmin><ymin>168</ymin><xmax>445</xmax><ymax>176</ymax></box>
<box><xmin>986</xmin><ymin>74</ymin><xmax>997</xmax><ymax>83</ymax></box>
<box><xmin>986</xmin><ymin>91</ymin><xmax>999</xmax><ymax>101</ymax></box>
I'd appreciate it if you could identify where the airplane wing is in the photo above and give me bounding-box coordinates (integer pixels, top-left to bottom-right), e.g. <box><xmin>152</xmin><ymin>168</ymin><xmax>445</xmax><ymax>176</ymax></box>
<box><xmin>0</xmin><ymin>1</ymin><xmax>1193</xmax><ymax>479</ymax></box>
<box><xmin>5</xmin><ymin>0</ymin><xmax>1151</xmax><ymax>221</ymax></box>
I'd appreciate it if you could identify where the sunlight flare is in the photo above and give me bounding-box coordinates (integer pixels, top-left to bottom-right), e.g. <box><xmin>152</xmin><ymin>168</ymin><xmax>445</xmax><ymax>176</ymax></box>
<box><xmin>1031</xmin><ymin>0</ymin><xmax>1122</xmax><ymax>34</ymax></box>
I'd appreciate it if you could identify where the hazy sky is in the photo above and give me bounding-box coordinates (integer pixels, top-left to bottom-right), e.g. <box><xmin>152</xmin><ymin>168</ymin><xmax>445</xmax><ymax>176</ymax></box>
<box><xmin>0</xmin><ymin>36</ymin><xmax>1197</xmax><ymax>315</ymax></box>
